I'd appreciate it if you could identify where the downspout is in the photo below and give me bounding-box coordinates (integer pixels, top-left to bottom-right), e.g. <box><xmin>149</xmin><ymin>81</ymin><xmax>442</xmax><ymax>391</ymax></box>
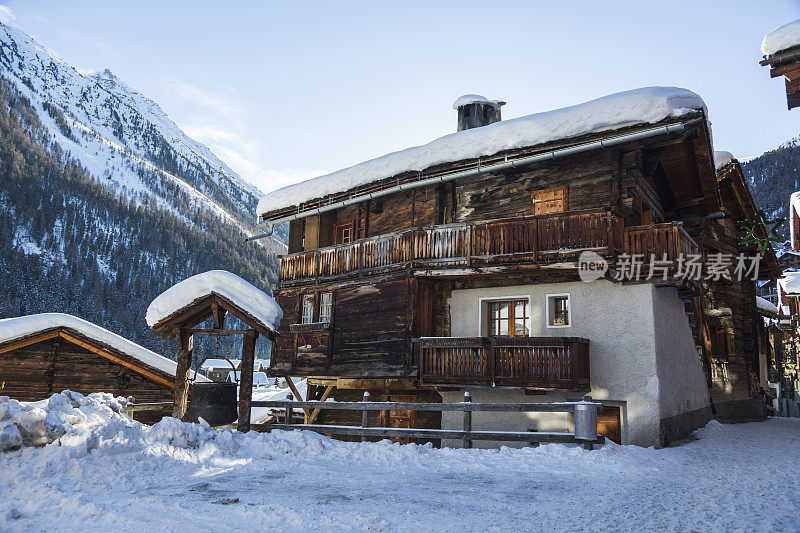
<box><xmin>247</xmin><ymin>122</ymin><xmax>685</xmax><ymax>241</ymax></box>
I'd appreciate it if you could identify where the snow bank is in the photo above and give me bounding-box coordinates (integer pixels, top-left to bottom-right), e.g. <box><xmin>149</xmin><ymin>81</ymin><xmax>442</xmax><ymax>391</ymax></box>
<box><xmin>258</xmin><ymin>87</ymin><xmax>706</xmax><ymax>216</ymax></box>
<box><xmin>779</xmin><ymin>270</ymin><xmax>800</xmax><ymax>296</ymax></box>
<box><xmin>2</xmin><ymin>391</ymin><xmax>799</xmax><ymax>531</ymax></box>
<box><xmin>714</xmin><ymin>150</ymin><xmax>735</xmax><ymax>170</ymax></box>
<box><xmin>756</xmin><ymin>295</ymin><xmax>779</xmax><ymax>316</ymax></box>
<box><xmin>146</xmin><ymin>270</ymin><xmax>282</xmax><ymax>332</ymax></box>
<box><xmin>0</xmin><ymin>313</ymin><xmax>182</xmax><ymax>378</ymax></box>
<box><xmin>762</xmin><ymin>19</ymin><xmax>800</xmax><ymax>56</ymax></box>
<box><xmin>452</xmin><ymin>94</ymin><xmax>504</xmax><ymax>109</ymax></box>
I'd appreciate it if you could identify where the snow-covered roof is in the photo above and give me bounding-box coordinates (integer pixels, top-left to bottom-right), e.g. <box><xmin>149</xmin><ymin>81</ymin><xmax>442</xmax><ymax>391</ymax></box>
<box><xmin>778</xmin><ymin>270</ymin><xmax>800</xmax><ymax>296</ymax></box>
<box><xmin>452</xmin><ymin>94</ymin><xmax>505</xmax><ymax>110</ymax></box>
<box><xmin>714</xmin><ymin>151</ymin><xmax>735</xmax><ymax>171</ymax></box>
<box><xmin>756</xmin><ymin>296</ymin><xmax>779</xmax><ymax>316</ymax></box>
<box><xmin>226</xmin><ymin>371</ymin><xmax>268</xmax><ymax>384</ymax></box>
<box><xmin>0</xmin><ymin>313</ymin><xmax>199</xmax><ymax>379</ymax></box>
<box><xmin>200</xmin><ymin>358</ymin><xmax>240</xmax><ymax>370</ymax></box>
<box><xmin>257</xmin><ymin>87</ymin><xmax>706</xmax><ymax>217</ymax></box>
<box><xmin>762</xmin><ymin>19</ymin><xmax>800</xmax><ymax>57</ymax></box>
<box><xmin>146</xmin><ymin>270</ymin><xmax>282</xmax><ymax>332</ymax></box>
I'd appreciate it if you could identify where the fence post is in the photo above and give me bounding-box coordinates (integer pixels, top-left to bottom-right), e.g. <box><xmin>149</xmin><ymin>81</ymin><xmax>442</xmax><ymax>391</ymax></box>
<box><xmin>574</xmin><ymin>394</ymin><xmax>599</xmax><ymax>450</ymax></box>
<box><xmin>285</xmin><ymin>393</ymin><xmax>293</xmax><ymax>426</ymax></box>
<box><xmin>361</xmin><ymin>391</ymin><xmax>371</xmax><ymax>442</ymax></box>
<box><xmin>463</xmin><ymin>391</ymin><xmax>472</xmax><ymax>449</ymax></box>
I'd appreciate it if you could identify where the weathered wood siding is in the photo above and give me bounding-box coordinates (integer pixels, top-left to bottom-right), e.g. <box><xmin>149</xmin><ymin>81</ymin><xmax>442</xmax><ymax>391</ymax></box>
<box><xmin>0</xmin><ymin>337</ymin><xmax>173</xmax><ymax>404</ymax></box>
<box><xmin>272</xmin><ymin>278</ymin><xmax>414</xmax><ymax>376</ymax></box>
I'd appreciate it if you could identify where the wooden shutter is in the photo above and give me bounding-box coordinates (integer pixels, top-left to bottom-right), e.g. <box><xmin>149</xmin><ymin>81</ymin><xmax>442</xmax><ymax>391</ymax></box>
<box><xmin>532</xmin><ymin>186</ymin><xmax>568</xmax><ymax>215</ymax></box>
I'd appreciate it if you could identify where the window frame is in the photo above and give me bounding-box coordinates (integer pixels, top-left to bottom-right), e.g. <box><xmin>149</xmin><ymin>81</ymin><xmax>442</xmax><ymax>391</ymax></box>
<box><xmin>319</xmin><ymin>291</ymin><xmax>333</xmax><ymax>324</ymax></box>
<box><xmin>301</xmin><ymin>294</ymin><xmax>315</xmax><ymax>324</ymax></box>
<box><xmin>546</xmin><ymin>293</ymin><xmax>571</xmax><ymax>328</ymax></box>
<box><xmin>335</xmin><ymin>221</ymin><xmax>354</xmax><ymax>244</ymax></box>
<box><xmin>480</xmin><ymin>296</ymin><xmax>531</xmax><ymax>338</ymax></box>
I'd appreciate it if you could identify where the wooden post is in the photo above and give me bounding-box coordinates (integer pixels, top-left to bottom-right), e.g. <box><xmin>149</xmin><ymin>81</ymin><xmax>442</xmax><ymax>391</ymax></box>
<box><xmin>173</xmin><ymin>328</ymin><xmax>193</xmax><ymax>420</ymax></box>
<box><xmin>237</xmin><ymin>329</ymin><xmax>257</xmax><ymax>432</ymax></box>
<box><xmin>463</xmin><ymin>391</ymin><xmax>472</xmax><ymax>449</ymax></box>
<box><xmin>285</xmin><ymin>393</ymin><xmax>294</xmax><ymax>424</ymax></box>
<box><xmin>361</xmin><ymin>391</ymin><xmax>370</xmax><ymax>442</ymax></box>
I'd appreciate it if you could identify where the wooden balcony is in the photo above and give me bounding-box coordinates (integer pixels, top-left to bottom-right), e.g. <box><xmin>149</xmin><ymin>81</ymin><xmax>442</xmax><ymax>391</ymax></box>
<box><xmin>418</xmin><ymin>336</ymin><xmax>590</xmax><ymax>390</ymax></box>
<box><xmin>279</xmin><ymin>209</ymin><xmax>699</xmax><ymax>284</ymax></box>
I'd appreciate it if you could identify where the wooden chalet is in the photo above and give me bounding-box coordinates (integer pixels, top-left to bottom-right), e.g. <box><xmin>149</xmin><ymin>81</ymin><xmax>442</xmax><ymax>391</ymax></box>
<box><xmin>760</xmin><ymin>19</ymin><xmax>800</xmax><ymax>109</ymax></box>
<box><xmin>254</xmin><ymin>88</ymin><xmax>775</xmax><ymax>447</ymax></box>
<box><xmin>0</xmin><ymin>313</ymin><xmax>188</xmax><ymax>423</ymax></box>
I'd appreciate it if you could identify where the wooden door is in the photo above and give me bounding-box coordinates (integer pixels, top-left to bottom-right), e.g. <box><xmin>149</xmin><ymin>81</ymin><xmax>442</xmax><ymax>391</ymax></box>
<box><xmin>532</xmin><ymin>186</ymin><xmax>568</xmax><ymax>215</ymax></box>
<box><xmin>597</xmin><ymin>405</ymin><xmax>621</xmax><ymax>444</ymax></box>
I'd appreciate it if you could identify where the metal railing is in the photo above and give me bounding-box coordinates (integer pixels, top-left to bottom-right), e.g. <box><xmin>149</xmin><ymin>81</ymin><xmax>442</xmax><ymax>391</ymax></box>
<box><xmin>251</xmin><ymin>391</ymin><xmax>605</xmax><ymax>449</ymax></box>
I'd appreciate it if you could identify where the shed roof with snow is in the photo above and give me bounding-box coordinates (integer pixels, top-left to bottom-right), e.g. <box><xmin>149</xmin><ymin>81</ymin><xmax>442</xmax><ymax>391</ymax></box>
<box><xmin>146</xmin><ymin>270</ymin><xmax>281</xmax><ymax>339</ymax></box>
<box><xmin>0</xmin><ymin>313</ymin><xmax>210</xmax><ymax>393</ymax></box>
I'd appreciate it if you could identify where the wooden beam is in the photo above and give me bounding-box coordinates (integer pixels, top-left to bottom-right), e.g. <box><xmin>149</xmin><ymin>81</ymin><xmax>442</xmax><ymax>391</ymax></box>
<box><xmin>212</xmin><ymin>302</ymin><xmax>227</xmax><ymax>330</ymax></box>
<box><xmin>237</xmin><ymin>329</ymin><xmax>257</xmax><ymax>432</ymax></box>
<box><xmin>0</xmin><ymin>329</ymin><xmax>61</xmax><ymax>356</ymax></box>
<box><xmin>284</xmin><ymin>376</ymin><xmax>311</xmax><ymax>418</ymax></box>
<box><xmin>306</xmin><ymin>384</ymin><xmax>335</xmax><ymax>425</ymax></box>
<box><xmin>173</xmin><ymin>329</ymin><xmax>193</xmax><ymax>420</ymax></box>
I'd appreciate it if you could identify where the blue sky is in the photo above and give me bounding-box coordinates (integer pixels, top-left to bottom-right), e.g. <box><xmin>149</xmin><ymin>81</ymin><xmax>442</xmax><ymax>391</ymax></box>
<box><xmin>2</xmin><ymin>1</ymin><xmax>799</xmax><ymax>194</ymax></box>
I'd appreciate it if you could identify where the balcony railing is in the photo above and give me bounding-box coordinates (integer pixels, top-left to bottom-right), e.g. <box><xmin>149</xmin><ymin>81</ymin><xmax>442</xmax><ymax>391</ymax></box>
<box><xmin>280</xmin><ymin>209</ymin><xmax>699</xmax><ymax>283</ymax></box>
<box><xmin>418</xmin><ymin>336</ymin><xmax>590</xmax><ymax>390</ymax></box>
<box><xmin>281</xmin><ymin>209</ymin><xmax>623</xmax><ymax>282</ymax></box>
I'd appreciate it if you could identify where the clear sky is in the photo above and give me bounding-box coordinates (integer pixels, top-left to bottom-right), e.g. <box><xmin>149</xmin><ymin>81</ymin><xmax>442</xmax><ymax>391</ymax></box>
<box><xmin>2</xmin><ymin>1</ymin><xmax>799</xmax><ymax>194</ymax></box>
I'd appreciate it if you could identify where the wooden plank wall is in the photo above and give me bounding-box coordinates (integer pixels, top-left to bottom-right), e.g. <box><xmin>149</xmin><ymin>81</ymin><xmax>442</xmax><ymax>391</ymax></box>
<box><xmin>272</xmin><ymin>278</ymin><xmax>413</xmax><ymax>376</ymax></box>
<box><xmin>0</xmin><ymin>337</ymin><xmax>173</xmax><ymax>404</ymax></box>
<box><xmin>453</xmin><ymin>151</ymin><xmax>616</xmax><ymax>223</ymax></box>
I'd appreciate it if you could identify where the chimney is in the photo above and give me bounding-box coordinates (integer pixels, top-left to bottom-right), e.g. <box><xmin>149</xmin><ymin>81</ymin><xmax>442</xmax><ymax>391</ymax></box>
<box><xmin>453</xmin><ymin>94</ymin><xmax>505</xmax><ymax>131</ymax></box>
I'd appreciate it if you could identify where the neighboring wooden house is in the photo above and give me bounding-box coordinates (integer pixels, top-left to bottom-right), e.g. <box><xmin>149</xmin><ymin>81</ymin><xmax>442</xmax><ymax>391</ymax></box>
<box><xmin>255</xmin><ymin>88</ymin><xmax>774</xmax><ymax>447</ymax></box>
<box><xmin>705</xmin><ymin>153</ymin><xmax>781</xmax><ymax>419</ymax></box>
<box><xmin>760</xmin><ymin>19</ymin><xmax>800</xmax><ymax>109</ymax></box>
<box><xmin>0</xmin><ymin>313</ymin><xmax>201</xmax><ymax>423</ymax></box>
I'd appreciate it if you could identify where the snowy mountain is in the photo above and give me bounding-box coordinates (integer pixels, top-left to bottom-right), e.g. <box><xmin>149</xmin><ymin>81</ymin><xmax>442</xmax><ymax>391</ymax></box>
<box><xmin>743</xmin><ymin>134</ymin><xmax>800</xmax><ymax>237</ymax></box>
<box><xmin>0</xmin><ymin>22</ymin><xmax>267</xmax><ymax>231</ymax></box>
<box><xmin>0</xmin><ymin>21</ymin><xmax>279</xmax><ymax>358</ymax></box>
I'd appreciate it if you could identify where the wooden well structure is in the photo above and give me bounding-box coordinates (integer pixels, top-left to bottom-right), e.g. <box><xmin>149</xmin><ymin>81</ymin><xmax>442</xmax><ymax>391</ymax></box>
<box><xmin>149</xmin><ymin>293</ymin><xmax>277</xmax><ymax>432</ymax></box>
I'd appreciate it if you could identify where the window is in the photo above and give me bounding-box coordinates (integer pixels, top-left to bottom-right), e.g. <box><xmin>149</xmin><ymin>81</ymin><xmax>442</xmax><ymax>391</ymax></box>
<box><xmin>301</xmin><ymin>294</ymin><xmax>315</xmax><ymax>324</ymax></box>
<box><xmin>335</xmin><ymin>222</ymin><xmax>354</xmax><ymax>244</ymax></box>
<box><xmin>488</xmin><ymin>299</ymin><xmax>529</xmax><ymax>337</ymax></box>
<box><xmin>532</xmin><ymin>186</ymin><xmax>568</xmax><ymax>215</ymax></box>
<box><xmin>547</xmin><ymin>294</ymin><xmax>571</xmax><ymax>328</ymax></box>
<box><xmin>319</xmin><ymin>292</ymin><xmax>333</xmax><ymax>324</ymax></box>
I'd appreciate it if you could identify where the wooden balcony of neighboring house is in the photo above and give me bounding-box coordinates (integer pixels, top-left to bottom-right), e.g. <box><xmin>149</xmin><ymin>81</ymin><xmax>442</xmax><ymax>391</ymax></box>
<box><xmin>278</xmin><ymin>208</ymin><xmax>700</xmax><ymax>284</ymax></box>
<box><xmin>417</xmin><ymin>336</ymin><xmax>591</xmax><ymax>391</ymax></box>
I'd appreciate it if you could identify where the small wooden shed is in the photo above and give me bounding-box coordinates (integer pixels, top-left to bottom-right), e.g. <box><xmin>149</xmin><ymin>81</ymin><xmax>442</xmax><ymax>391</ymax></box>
<box><xmin>0</xmin><ymin>313</ymin><xmax>191</xmax><ymax>422</ymax></box>
<box><xmin>146</xmin><ymin>270</ymin><xmax>281</xmax><ymax>431</ymax></box>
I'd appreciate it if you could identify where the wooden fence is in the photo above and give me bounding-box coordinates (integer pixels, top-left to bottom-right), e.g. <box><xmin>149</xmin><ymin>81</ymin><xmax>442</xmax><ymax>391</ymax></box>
<box><xmin>251</xmin><ymin>392</ymin><xmax>605</xmax><ymax>449</ymax></box>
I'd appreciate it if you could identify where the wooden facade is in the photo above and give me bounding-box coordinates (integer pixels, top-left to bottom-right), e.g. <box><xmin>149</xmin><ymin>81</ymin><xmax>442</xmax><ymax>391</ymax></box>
<box><xmin>760</xmin><ymin>47</ymin><xmax>800</xmax><ymax>110</ymax></box>
<box><xmin>0</xmin><ymin>327</ymin><xmax>174</xmax><ymax>423</ymax></box>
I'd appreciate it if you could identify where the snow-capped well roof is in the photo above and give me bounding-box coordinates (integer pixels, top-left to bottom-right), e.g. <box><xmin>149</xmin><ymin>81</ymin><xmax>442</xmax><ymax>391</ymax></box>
<box><xmin>146</xmin><ymin>270</ymin><xmax>283</xmax><ymax>332</ymax></box>
<box><xmin>762</xmin><ymin>19</ymin><xmax>800</xmax><ymax>57</ymax></box>
<box><xmin>714</xmin><ymin>151</ymin><xmax>735</xmax><ymax>171</ymax></box>
<box><xmin>257</xmin><ymin>87</ymin><xmax>706</xmax><ymax>218</ymax></box>
<box><xmin>0</xmin><ymin>313</ymin><xmax>188</xmax><ymax>378</ymax></box>
<box><xmin>756</xmin><ymin>296</ymin><xmax>779</xmax><ymax>317</ymax></box>
<box><xmin>452</xmin><ymin>94</ymin><xmax>505</xmax><ymax>110</ymax></box>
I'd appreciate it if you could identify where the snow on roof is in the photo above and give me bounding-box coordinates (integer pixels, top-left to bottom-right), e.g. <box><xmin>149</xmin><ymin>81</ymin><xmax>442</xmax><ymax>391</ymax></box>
<box><xmin>200</xmin><ymin>358</ymin><xmax>240</xmax><ymax>370</ymax></box>
<box><xmin>257</xmin><ymin>87</ymin><xmax>706</xmax><ymax>217</ymax></box>
<box><xmin>756</xmin><ymin>296</ymin><xmax>779</xmax><ymax>316</ymax></box>
<box><xmin>452</xmin><ymin>94</ymin><xmax>505</xmax><ymax>109</ymax></box>
<box><xmin>0</xmin><ymin>313</ymin><xmax>201</xmax><ymax>379</ymax></box>
<box><xmin>146</xmin><ymin>270</ymin><xmax>282</xmax><ymax>332</ymax></box>
<box><xmin>714</xmin><ymin>151</ymin><xmax>735</xmax><ymax>171</ymax></box>
<box><xmin>778</xmin><ymin>270</ymin><xmax>800</xmax><ymax>296</ymax></box>
<box><xmin>762</xmin><ymin>19</ymin><xmax>800</xmax><ymax>56</ymax></box>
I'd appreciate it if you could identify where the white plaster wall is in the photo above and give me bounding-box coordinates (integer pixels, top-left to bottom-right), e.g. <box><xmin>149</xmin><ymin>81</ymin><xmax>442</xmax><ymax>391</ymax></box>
<box><xmin>445</xmin><ymin>280</ymin><xmax>663</xmax><ymax>447</ymax></box>
<box><xmin>652</xmin><ymin>287</ymin><xmax>711</xmax><ymax>420</ymax></box>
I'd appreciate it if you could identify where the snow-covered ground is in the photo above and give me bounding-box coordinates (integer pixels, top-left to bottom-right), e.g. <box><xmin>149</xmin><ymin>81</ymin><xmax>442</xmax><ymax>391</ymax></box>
<box><xmin>1</xmin><ymin>392</ymin><xmax>799</xmax><ymax>532</ymax></box>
